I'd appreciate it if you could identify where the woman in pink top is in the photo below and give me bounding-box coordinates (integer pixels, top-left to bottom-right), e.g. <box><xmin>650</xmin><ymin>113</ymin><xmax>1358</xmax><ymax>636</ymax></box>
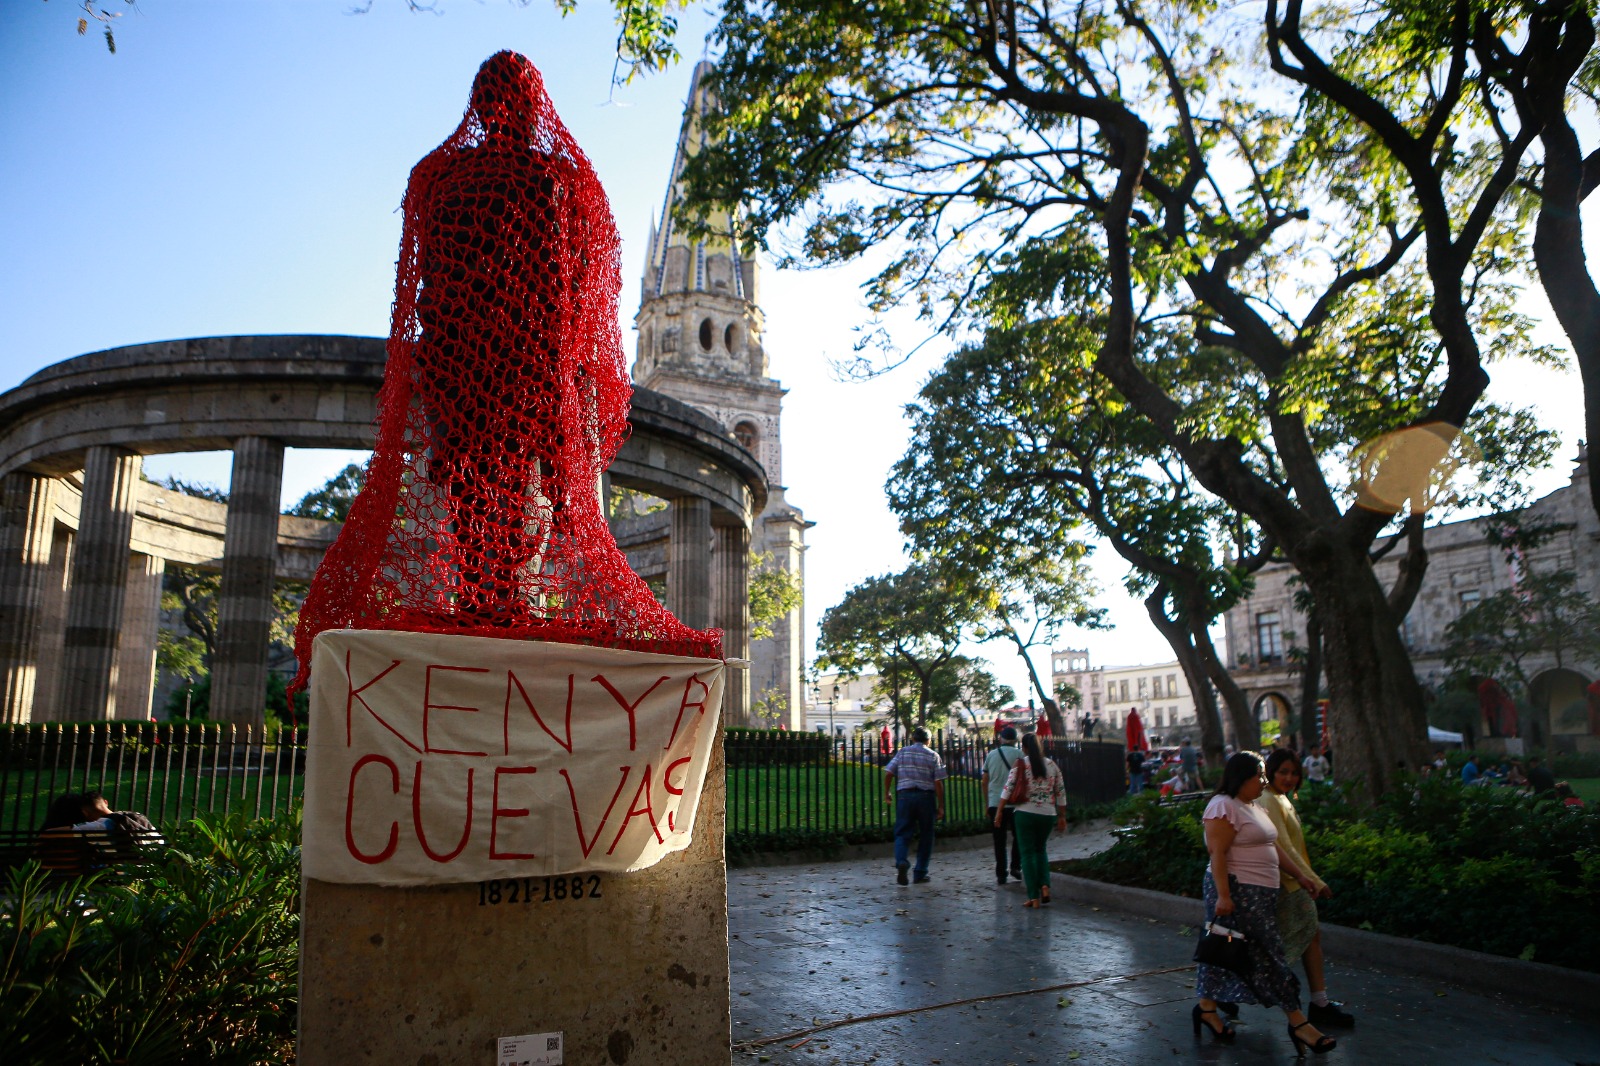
<box><xmin>1192</xmin><ymin>752</ymin><xmax>1337</xmax><ymax>1056</ymax></box>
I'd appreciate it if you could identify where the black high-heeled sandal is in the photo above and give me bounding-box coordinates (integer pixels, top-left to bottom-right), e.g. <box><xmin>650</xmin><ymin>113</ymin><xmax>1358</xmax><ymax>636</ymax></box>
<box><xmin>1288</xmin><ymin>1020</ymin><xmax>1336</xmax><ymax>1056</ymax></box>
<box><xmin>1191</xmin><ymin>1004</ymin><xmax>1235</xmax><ymax>1043</ymax></box>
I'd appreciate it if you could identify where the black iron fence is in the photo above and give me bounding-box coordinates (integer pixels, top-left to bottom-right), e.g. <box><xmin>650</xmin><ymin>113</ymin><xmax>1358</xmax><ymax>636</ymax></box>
<box><xmin>0</xmin><ymin>724</ymin><xmax>1127</xmax><ymax>843</ymax></box>
<box><xmin>0</xmin><ymin>723</ymin><xmax>304</xmax><ymax>834</ymax></box>
<box><xmin>723</xmin><ymin>729</ymin><xmax>1127</xmax><ymax>848</ymax></box>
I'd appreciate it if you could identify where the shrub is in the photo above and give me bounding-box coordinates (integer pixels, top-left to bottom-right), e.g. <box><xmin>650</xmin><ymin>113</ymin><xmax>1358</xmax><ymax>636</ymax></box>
<box><xmin>1057</xmin><ymin>778</ymin><xmax>1600</xmax><ymax>972</ymax></box>
<box><xmin>0</xmin><ymin>808</ymin><xmax>301</xmax><ymax>1064</ymax></box>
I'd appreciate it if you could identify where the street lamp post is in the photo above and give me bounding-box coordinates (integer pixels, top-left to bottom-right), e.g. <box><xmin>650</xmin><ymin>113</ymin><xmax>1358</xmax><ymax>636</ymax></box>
<box><xmin>812</xmin><ymin>684</ymin><xmax>841</xmax><ymax>753</ymax></box>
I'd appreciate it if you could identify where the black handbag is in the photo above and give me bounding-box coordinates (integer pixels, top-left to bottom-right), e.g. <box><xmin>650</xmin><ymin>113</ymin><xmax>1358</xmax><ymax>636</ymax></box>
<box><xmin>1193</xmin><ymin>920</ymin><xmax>1253</xmax><ymax>977</ymax></box>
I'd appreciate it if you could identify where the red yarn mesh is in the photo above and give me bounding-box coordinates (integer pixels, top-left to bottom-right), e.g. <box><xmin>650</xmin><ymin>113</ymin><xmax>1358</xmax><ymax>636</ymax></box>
<box><xmin>293</xmin><ymin>51</ymin><xmax>720</xmax><ymax>691</ymax></box>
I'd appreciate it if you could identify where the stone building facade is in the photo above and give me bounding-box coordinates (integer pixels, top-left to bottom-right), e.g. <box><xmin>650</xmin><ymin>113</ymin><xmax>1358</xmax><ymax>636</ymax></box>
<box><xmin>1051</xmin><ymin>649</ymin><xmax>1199</xmax><ymax>742</ymax></box>
<box><xmin>623</xmin><ymin>62</ymin><xmax>810</xmax><ymax>729</ymax></box>
<box><xmin>1222</xmin><ymin>447</ymin><xmax>1600</xmax><ymax>753</ymax></box>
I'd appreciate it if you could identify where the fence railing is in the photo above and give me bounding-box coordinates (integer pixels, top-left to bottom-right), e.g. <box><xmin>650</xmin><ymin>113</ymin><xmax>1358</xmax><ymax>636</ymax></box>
<box><xmin>0</xmin><ymin>724</ymin><xmax>1127</xmax><ymax>841</ymax></box>
<box><xmin>0</xmin><ymin>723</ymin><xmax>304</xmax><ymax>834</ymax></box>
<box><xmin>723</xmin><ymin>729</ymin><xmax>1127</xmax><ymax>845</ymax></box>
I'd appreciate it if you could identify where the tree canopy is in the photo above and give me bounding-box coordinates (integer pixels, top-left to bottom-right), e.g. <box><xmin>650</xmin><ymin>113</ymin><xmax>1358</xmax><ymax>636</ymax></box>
<box><xmin>680</xmin><ymin>0</ymin><xmax>1565</xmax><ymax>798</ymax></box>
<box><xmin>816</xmin><ymin>564</ymin><xmax>976</xmax><ymax>730</ymax></box>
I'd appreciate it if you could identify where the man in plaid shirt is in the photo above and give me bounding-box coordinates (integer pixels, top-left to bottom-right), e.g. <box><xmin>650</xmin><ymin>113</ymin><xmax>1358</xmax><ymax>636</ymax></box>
<box><xmin>883</xmin><ymin>727</ymin><xmax>947</xmax><ymax>884</ymax></box>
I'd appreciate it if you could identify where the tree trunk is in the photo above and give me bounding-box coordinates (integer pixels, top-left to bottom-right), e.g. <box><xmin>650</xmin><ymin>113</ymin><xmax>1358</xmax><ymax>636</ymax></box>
<box><xmin>1300</xmin><ymin>544</ymin><xmax>1431</xmax><ymax>801</ymax></box>
<box><xmin>1298</xmin><ymin>605</ymin><xmax>1323</xmax><ymax>752</ymax></box>
<box><xmin>1192</xmin><ymin>615</ymin><xmax>1259</xmax><ymax>755</ymax></box>
<box><xmin>1525</xmin><ymin>22</ymin><xmax>1600</xmax><ymax>528</ymax></box>
<box><xmin>1143</xmin><ymin>587</ymin><xmax>1226</xmax><ymax>767</ymax></box>
<box><xmin>1007</xmin><ymin>630</ymin><xmax>1067</xmax><ymax>736</ymax></box>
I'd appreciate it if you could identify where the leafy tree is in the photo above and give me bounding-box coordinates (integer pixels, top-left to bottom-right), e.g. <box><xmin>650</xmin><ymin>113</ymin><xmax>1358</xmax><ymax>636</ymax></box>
<box><xmin>749</xmin><ymin>684</ymin><xmax>788</xmax><ymax>726</ymax></box>
<box><xmin>949</xmin><ymin>656</ymin><xmax>1015</xmax><ymax>731</ymax></box>
<box><xmin>935</xmin><ymin>540</ymin><xmax>1105</xmax><ymax>737</ymax></box>
<box><xmin>348</xmin><ymin>0</ymin><xmax>692</xmax><ymax>84</ymax></box>
<box><xmin>680</xmin><ymin>0</ymin><xmax>1560</xmax><ymax>799</ymax></box>
<box><xmin>891</xmin><ymin>325</ymin><xmax>1273</xmax><ymax>763</ymax></box>
<box><xmin>748</xmin><ymin>551</ymin><xmax>802</xmax><ymax>641</ymax></box>
<box><xmin>1264</xmin><ymin>0</ymin><xmax>1600</xmax><ymax>526</ymax></box>
<box><xmin>148</xmin><ymin>475</ymin><xmax>228</xmax><ymax>504</ymax></box>
<box><xmin>161</xmin><ymin>566</ymin><xmax>221</xmax><ymax>666</ymax></box>
<box><xmin>154</xmin><ymin>628</ymin><xmax>206</xmax><ymax>687</ymax></box>
<box><xmin>816</xmin><ymin>565</ymin><xmax>976</xmax><ymax>730</ymax></box>
<box><xmin>287</xmin><ymin>463</ymin><xmax>366</xmax><ymax>522</ymax></box>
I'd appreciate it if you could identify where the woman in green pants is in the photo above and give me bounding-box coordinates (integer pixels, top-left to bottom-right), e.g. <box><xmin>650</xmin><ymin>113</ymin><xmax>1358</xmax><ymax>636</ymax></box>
<box><xmin>995</xmin><ymin>732</ymin><xmax>1067</xmax><ymax>906</ymax></box>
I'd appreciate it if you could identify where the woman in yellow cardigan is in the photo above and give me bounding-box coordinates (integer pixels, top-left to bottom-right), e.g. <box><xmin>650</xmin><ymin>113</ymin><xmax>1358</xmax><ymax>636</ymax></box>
<box><xmin>1256</xmin><ymin>749</ymin><xmax>1355</xmax><ymax>1030</ymax></box>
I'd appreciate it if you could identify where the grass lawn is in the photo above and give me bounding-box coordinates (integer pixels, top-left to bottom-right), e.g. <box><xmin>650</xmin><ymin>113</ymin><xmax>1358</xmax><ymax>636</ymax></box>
<box><xmin>1</xmin><ymin>765</ymin><xmax>304</xmax><ymax>833</ymax></box>
<box><xmin>1566</xmin><ymin>777</ymin><xmax>1599</xmax><ymax>803</ymax></box>
<box><xmin>6</xmin><ymin>759</ymin><xmax>991</xmax><ymax>838</ymax></box>
<box><xmin>725</xmin><ymin>760</ymin><xmax>988</xmax><ymax>837</ymax></box>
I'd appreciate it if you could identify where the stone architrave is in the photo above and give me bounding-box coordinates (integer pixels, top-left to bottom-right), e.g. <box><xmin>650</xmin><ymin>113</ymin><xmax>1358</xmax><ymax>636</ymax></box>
<box><xmin>299</xmin><ymin>629</ymin><xmax>731</xmax><ymax>1064</ymax></box>
<box><xmin>59</xmin><ymin>446</ymin><xmax>141</xmax><ymax>720</ymax></box>
<box><xmin>210</xmin><ymin>436</ymin><xmax>285</xmax><ymax>725</ymax></box>
<box><xmin>0</xmin><ymin>472</ymin><xmax>56</xmax><ymax>723</ymax></box>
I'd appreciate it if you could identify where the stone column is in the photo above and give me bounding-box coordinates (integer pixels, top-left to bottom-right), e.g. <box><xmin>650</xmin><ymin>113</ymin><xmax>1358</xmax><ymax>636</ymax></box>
<box><xmin>716</xmin><ymin>523</ymin><xmax>750</xmax><ymax>725</ymax></box>
<box><xmin>59</xmin><ymin>447</ymin><xmax>142</xmax><ymax>720</ymax></box>
<box><xmin>0</xmin><ymin>473</ymin><xmax>58</xmax><ymax>723</ymax></box>
<box><xmin>755</xmin><ymin>509</ymin><xmax>809</xmax><ymax>730</ymax></box>
<box><xmin>113</xmin><ymin>553</ymin><xmax>165</xmax><ymax>721</ymax></box>
<box><xmin>30</xmin><ymin>531</ymin><xmax>73</xmax><ymax>722</ymax></box>
<box><xmin>668</xmin><ymin>496</ymin><xmax>713</xmax><ymax>631</ymax></box>
<box><xmin>210</xmin><ymin>437</ymin><xmax>284</xmax><ymax>726</ymax></box>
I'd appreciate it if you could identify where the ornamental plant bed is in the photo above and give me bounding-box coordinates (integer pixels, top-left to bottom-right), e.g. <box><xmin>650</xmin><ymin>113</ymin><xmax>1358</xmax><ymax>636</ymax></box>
<box><xmin>1</xmin><ymin>809</ymin><xmax>301</xmax><ymax>1064</ymax></box>
<box><xmin>1056</xmin><ymin>777</ymin><xmax>1600</xmax><ymax>973</ymax></box>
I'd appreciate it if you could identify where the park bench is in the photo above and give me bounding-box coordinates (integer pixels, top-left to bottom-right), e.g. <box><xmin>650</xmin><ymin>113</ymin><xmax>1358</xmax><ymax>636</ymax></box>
<box><xmin>0</xmin><ymin>825</ymin><xmax>169</xmax><ymax>887</ymax></box>
<box><xmin>1109</xmin><ymin>787</ymin><xmax>1210</xmax><ymax>840</ymax></box>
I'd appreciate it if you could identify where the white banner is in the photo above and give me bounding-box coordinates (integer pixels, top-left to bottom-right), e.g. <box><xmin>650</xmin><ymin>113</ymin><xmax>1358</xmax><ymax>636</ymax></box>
<box><xmin>303</xmin><ymin>630</ymin><xmax>724</xmax><ymax>885</ymax></box>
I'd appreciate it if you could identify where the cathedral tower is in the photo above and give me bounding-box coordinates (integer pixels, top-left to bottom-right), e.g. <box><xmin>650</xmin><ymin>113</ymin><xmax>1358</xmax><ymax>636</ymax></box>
<box><xmin>634</xmin><ymin>61</ymin><xmax>809</xmax><ymax>729</ymax></box>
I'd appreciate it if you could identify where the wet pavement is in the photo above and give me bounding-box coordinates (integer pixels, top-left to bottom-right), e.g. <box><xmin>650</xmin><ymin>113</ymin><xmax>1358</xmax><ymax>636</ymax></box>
<box><xmin>728</xmin><ymin>826</ymin><xmax>1600</xmax><ymax>1065</ymax></box>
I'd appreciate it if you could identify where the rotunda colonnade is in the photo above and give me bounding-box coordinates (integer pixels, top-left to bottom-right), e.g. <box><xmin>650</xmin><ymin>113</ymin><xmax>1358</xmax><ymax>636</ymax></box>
<box><xmin>0</xmin><ymin>335</ymin><xmax>765</xmax><ymax>727</ymax></box>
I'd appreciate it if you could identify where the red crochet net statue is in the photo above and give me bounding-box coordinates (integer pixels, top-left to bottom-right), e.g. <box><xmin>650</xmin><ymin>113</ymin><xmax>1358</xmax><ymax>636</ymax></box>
<box><xmin>293</xmin><ymin>51</ymin><xmax>721</xmax><ymax>691</ymax></box>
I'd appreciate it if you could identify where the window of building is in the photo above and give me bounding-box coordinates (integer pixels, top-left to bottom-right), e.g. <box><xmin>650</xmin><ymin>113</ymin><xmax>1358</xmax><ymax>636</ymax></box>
<box><xmin>724</xmin><ymin>322</ymin><xmax>741</xmax><ymax>352</ymax></box>
<box><xmin>1118</xmin><ymin>680</ymin><xmax>1129</xmax><ymax>702</ymax></box>
<box><xmin>733</xmin><ymin>421</ymin><xmax>758</xmax><ymax>451</ymax></box>
<box><xmin>1458</xmin><ymin>589</ymin><xmax>1481</xmax><ymax>610</ymax></box>
<box><xmin>1137</xmin><ymin>677</ymin><xmax>1148</xmax><ymax>699</ymax></box>
<box><xmin>1091</xmin><ymin>695</ymin><xmax>1100</xmax><ymax>711</ymax></box>
<box><xmin>1256</xmin><ymin>610</ymin><xmax>1284</xmax><ymax>661</ymax></box>
<box><xmin>698</xmin><ymin>318</ymin><xmax>714</xmax><ymax>350</ymax></box>
<box><xmin>1167</xmin><ymin>673</ymin><xmax>1177</xmax><ymax>694</ymax></box>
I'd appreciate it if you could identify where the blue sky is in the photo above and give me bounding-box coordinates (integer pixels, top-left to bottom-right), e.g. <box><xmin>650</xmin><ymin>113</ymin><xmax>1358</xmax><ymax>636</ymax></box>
<box><xmin>1</xmin><ymin>1</ymin><xmax>1589</xmax><ymax>709</ymax></box>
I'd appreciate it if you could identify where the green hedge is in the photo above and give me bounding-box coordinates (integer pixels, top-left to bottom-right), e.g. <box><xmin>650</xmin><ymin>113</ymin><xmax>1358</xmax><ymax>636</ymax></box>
<box><xmin>1059</xmin><ymin>778</ymin><xmax>1600</xmax><ymax>972</ymax></box>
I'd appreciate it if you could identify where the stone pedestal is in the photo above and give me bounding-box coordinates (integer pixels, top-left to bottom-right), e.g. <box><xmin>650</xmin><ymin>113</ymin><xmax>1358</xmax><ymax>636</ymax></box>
<box><xmin>298</xmin><ymin>632</ymin><xmax>732</xmax><ymax>1066</ymax></box>
<box><xmin>211</xmin><ymin>437</ymin><xmax>285</xmax><ymax>725</ymax></box>
<box><xmin>60</xmin><ymin>447</ymin><xmax>142</xmax><ymax>720</ymax></box>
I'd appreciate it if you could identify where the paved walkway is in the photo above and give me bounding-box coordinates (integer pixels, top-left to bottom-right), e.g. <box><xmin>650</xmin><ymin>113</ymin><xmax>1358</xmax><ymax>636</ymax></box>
<box><xmin>728</xmin><ymin>826</ymin><xmax>1600</xmax><ymax>1065</ymax></box>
